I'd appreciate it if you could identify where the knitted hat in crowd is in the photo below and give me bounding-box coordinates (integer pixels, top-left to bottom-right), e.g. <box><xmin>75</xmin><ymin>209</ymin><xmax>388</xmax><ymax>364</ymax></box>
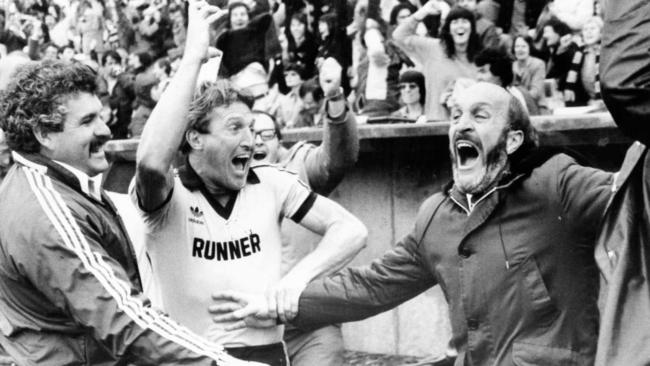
<box><xmin>230</xmin><ymin>62</ymin><xmax>269</xmax><ymax>98</ymax></box>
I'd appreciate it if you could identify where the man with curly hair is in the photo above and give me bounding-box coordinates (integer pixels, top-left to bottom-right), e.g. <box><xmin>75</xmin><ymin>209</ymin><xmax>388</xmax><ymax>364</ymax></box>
<box><xmin>0</xmin><ymin>1</ymin><xmax>266</xmax><ymax>365</ymax></box>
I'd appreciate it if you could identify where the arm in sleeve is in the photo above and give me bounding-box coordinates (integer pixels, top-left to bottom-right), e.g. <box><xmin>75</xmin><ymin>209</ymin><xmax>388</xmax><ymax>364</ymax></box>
<box><xmin>392</xmin><ymin>16</ymin><xmax>439</xmax><ymax>65</ymax></box>
<box><xmin>557</xmin><ymin>154</ymin><xmax>615</xmax><ymax>230</ymax></box>
<box><xmin>291</xmin><ymin>228</ymin><xmax>435</xmax><ymax>329</ymax></box>
<box><xmin>14</xmin><ymin>203</ymin><xmax>241</xmax><ymax>365</ymax></box>
<box><xmin>600</xmin><ymin>0</ymin><xmax>650</xmax><ymax>145</ymax></box>
<box><xmin>528</xmin><ymin>58</ymin><xmax>547</xmax><ymax>101</ymax></box>
<box><xmin>302</xmin><ymin>111</ymin><xmax>359</xmax><ymax>196</ymax></box>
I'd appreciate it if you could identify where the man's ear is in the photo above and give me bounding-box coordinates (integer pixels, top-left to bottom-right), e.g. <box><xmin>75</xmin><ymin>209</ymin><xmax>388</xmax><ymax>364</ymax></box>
<box><xmin>186</xmin><ymin>129</ymin><xmax>204</xmax><ymax>151</ymax></box>
<box><xmin>32</xmin><ymin>125</ymin><xmax>55</xmax><ymax>151</ymax></box>
<box><xmin>506</xmin><ymin>130</ymin><xmax>524</xmax><ymax>155</ymax></box>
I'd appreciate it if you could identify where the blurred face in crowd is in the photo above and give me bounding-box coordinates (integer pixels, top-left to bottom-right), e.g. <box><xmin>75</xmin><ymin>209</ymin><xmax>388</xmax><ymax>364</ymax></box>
<box><xmin>290</xmin><ymin>18</ymin><xmax>306</xmax><ymax>42</ymax></box>
<box><xmin>542</xmin><ymin>26</ymin><xmax>560</xmax><ymax>46</ymax></box>
<box><xmin>399</xmin><ymin>82</ymin><xmax>421</xmax><ymax>105</ymax></box>
<box><xmin>128</xmin><ymin>53</ymin><xmax>142</xmax><ymax>69</ymax></box>
<box><xmin>251</xmin><ymin>112</ymin><xmax>280</xmax><ymax>165</ymax></box>
<box><xmin>457</xmin><ymin>0</ymin><xmax>477</xmax><ymax>12</ymax></box>
<box><xmin>45</xmin><ymin>14</ymin><xmax>56</xmax><ymax>28</ymax></box>
<box><xmin>318</xmin><ymin>21</ymin><xmax>329</xmax><ymax>40</ymax></box>
<box><xmin>61</xmin><ymin>47</ymin><xmax>75</xmax><ymax>62</ymax></box>
<box><xmin>43</xmin><ymin>45</ymin><xmax>59</xmax><ymax>60</ymax></box>
<box><xmin>396</xmin><ymin>8</ymin><xmax>412</xmax><ymax>25</ymax></box>
<box><xmin>448</xmin><ymin>83</ymin><xmax>521</xmax><ymax>194</ymax></box>
<box><xmin>513</xmin><ymin>37</ymin><xmax>530</xmax><ymax>61</ymax></box>
<box><xmin>230</xmin><ymin>5</ymin><xmax>249</xmax><ymax>30</ymax></box>
<box><xmin>284</xmin><ymin>70</ymin><xmax>303</xmax><ymax>89</ymax></box>
<box><xmin>582</xmin><ymin>20</ymin><xmax>602</xmax><ymax>46</ymax></box>
<box><xmin>302</xmin><ymin>91</ymin><xmax>320</xmax><ymax>111</ymax></box>
<box><xmin>192</xmin><ymin>102</ymin><xmax>254</xmax><ymax>191</ymax></box>
<box><xmin>39</xmin><ymin>92</ymin><xmax>111</xmax><ymax>177</ymax></box>
<box><xmin>450</xmin><ymin>18</ymin><xmax>472</xmax><ymax>46</ymax></box>
<box><xmin>476</xmin><ymin>65</ymin><xmax>501</xmax><ymax>86</ymax></box>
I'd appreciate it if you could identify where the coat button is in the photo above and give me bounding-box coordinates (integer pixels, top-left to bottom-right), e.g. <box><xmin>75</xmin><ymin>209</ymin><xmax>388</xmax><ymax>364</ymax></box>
<box><xmin>467</xmin><ymin>318</ymin><xmax>479</xmax><ymax>330</ymax></box>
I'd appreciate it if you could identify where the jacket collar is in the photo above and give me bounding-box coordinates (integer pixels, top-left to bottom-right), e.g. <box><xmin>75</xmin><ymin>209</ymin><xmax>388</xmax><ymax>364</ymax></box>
<box><xmin>176</xmin><ymin>157</ymin><xmax>260</xmax><ymax>220</ymax></box>
<box><xmin>12</xmin><ymin>151</ymin><xmax>105</xmax><ymax>203</ymax></box>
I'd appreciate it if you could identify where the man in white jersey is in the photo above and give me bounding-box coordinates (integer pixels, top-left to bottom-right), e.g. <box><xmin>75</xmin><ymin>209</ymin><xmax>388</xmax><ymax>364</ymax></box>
<box><xmin>130</xmin><ymin>1</ymin><xmax>368</xmax><ymax>364</ymax></box>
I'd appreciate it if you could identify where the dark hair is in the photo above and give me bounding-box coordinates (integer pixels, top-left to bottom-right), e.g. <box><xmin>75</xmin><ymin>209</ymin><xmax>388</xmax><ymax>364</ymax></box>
<box><xmin>298</xmin><ymin>79</ymin><xmax>323</xmax><ymax>101</ymax></box>
<box><xmin>0</xmin><ymin>61</ymin><xmax>98</xmax><ymax>153</ymax></box>
<box><xmin>40</xmin><ymin>42</ymin><xmax>59</xmax><ymax>55</ymax></box>
<box><xmin>136</xmin><ymin>51</ymin><xmax>154</xmax><ymax>70</ymax></box>
<box><xmin>475</xmin><ymin>48</ymin><xmax>514</xmax><ymax>87</ymax></box>
<box><xmin>543</xmin><ymin>17</ymin><xmax>572</xmax><ymax>37</ymax></box>
<box><xmin>511</xmin><ymin>34</ymin><xmax>539</xmax><ymax>58</ymax></box>
<box><xmin>227</xmin><ymin>1</ymin><xmax>250</xmax><ymax>28</ymax></box>
<box><xmin>507</xmin><ymin>95</ymin><xmax>539</xmax><ymax>166</ymax></box>
<box><xmin>252</xmin><ymin>110</ymin><xmax>283</xmax><ymax>140</ymax></box>
<box><xmin>102</xmin><ymin>50</ymin><xmax>122</xmax><ymax>65</ymax></box>
<box><xmin>319</xmin><ymin>13</ymin><xmax>337</xmax><ymax>40</ymax></box>
<box><xmin>284</xmin><ymin>62</ymin><xmax>306</xmax><ymax>79</ymax></box>
<box><xmin>181</xmin><ymin>80</ymin><xmax>255</xmax><ymax>154</ymax></box>
<box><xmin>399</xmin><ymin>70</ymin><xmax>426</xmax><ymax>106</ymax></box>
<box><xmin>440</xmin><ymin>6</ymin><xmax>481</xmax><ymax>62</ymax></box>
<box><xmin>389</xmin><ymin>2</ymin><xmax>417</xmax><ymax>26</ymax></box>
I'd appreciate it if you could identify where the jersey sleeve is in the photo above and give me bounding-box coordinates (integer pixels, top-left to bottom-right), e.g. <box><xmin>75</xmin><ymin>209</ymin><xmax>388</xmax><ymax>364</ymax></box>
<box><xmin>256</xmin><ymin>167</ymin><xmax>315</xmax><ymax>223</ymax></box>
<box><xmin>129</xmin><ymin>175</ymin><xmax>183</xmax><ymax>231</ymax></box>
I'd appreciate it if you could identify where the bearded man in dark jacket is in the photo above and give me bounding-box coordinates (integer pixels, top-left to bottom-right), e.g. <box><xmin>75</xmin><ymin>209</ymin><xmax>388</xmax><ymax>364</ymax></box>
<box><xmin>212</xmin><ymin>79</ymin><xmax>624</xmax><ymax>365</ymax></box>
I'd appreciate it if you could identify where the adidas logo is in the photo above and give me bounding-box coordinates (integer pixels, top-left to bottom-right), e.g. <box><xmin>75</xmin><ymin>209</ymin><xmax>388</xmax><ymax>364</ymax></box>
<box><xmin>190</xmin><ymin>206</ymin><xmax>204</xmax><ymax>218</ymax></box>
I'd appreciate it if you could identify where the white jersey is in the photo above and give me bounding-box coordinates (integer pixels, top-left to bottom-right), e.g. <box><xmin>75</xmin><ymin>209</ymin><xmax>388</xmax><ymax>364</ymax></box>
<box><xmin>130</xmin><ymin>164</ymin><xmax>314</xmax><ymax>347</ymax></box>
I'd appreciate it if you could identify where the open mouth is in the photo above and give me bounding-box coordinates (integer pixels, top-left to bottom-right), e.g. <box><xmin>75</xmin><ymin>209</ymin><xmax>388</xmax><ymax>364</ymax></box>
<box><xmin>231</xmin><ymin>154</ymin><xmax>250</xmax><ymax>172</ymax></box>
<box><xmin>253</xmin><ymin>151</ymin><xmax>268</xmax><ymax>161</ymax></box>
<box><xmin>456</xmin><ymin>140</ymin><xmax>480</xmax><ymax>168</ymax></box>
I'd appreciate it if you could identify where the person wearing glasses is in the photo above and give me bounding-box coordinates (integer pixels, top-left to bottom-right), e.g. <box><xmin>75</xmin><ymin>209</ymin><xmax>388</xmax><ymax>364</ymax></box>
<box><xmin>249</xmin><ymin>57</ymin><xmax>359</xmax><ymax>366</ymax></box>
<box><xmin>392</xmin><ymin>70</ymin><xmax>427</xmax><ymax>123</ymax></box>
<box><xmin>130</xmin><ymin>3</ymin><xmax>368</xmax><ymax>360</ymax></box>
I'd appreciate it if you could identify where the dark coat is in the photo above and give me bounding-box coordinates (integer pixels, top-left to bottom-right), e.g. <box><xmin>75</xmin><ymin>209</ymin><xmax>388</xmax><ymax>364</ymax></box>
<box><xmin>294</xmin><ymin>153</ymin><xmax>614</xmax><ymax>366</ymax></box>
<box><xmin>595</xmin><ymin>0</ymin><xmax>650</xmax><ymax>364</ymax></box>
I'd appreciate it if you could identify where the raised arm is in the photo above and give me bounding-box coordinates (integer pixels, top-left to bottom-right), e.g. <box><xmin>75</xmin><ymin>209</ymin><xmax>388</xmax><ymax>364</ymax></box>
<box><xmin>600</xmin><ymin>0</ymin><xmax>650</xmax><ymax>145</ymax></box>
<box><xmin>392</xmin><ymin>0</ymin><xmax>447</xmax><ymax>63</ymax></box>
<box><xmin>135</xmin><ymin>0</ymin><xmax>224</xmax><ymax>211</ymax></box>
<box><xmin>302</xmin><ymin>58</ymin><xmax>359</xmax><ymax>195</ymax></box>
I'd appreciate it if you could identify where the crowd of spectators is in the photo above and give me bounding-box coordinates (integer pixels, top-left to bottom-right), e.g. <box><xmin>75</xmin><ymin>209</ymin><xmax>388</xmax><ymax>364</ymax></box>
<box><xmin>0</xmin><ymin>0</ymin><xmax>604</xmax><ymax>181</ymax></box>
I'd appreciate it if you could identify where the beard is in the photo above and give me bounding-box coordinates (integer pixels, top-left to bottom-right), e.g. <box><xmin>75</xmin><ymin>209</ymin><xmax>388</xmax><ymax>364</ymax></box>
<box><xmin>452</xmin><ymin>131</ymin><xmax>510</xmax><ymax>195</ymax></box>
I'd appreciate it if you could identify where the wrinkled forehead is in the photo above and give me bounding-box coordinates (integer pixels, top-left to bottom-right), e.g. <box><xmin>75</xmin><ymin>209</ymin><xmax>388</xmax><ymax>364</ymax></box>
<box><xmin>252</xmin><ymin>112</ymin><xmax>275</xmax><ymax>130</ymax></box>
<box><xmin>454</xmin><ymin>83</ymin><xmax>511</xmax><ymax>113</ymax></box>
<box><xmin>208</xmin><ymin>102</ymin><xmax>253</xmax><ymax>129</ymax></box>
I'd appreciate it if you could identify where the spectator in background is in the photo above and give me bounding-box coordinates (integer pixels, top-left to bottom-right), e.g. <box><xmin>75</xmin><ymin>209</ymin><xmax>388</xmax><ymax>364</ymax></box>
<box><xmin>60</xmin><ymin>44</ymin><xmax>76</xmax><ymax>62</ymax></box>
<box><xmin>393</xmin><ymin>3</ymin><xmax>479</xmax><ymax>121</ymax></box>
<box><xmin>41</xmin><ymin>42</ymin><xmax>59</xmax><ymax>60</ymax></box>
<box><xmin>216</xmin><ymin>1</ymin><xmax>272</xmax><ymax>78</ymax></box>
<box><xmin>392</xmin><ymin>70</ymin><xmax>427</xmax><ymax>122</ymax></box>
<box><xmin>577</xmin><ymin>16</ymin><xmax>602</xmax><ymax>103</ymax></box>
<box><xmin>275</xmin><ymin>62</ymin><xmax>305</xmax><ymax>128</ymax></box>
<box><xmin>456</xmin><ymin>0</ymin><xmax>500</xmax><ymax>50</ymax></box>
<box><xmin>389</xmin><ymin>1</ymin><xmax>417</xmax><ymax>27</ymax></box>
<box><xmin>129</xmin><ymin>72</ymin><xmax>158</xmax><ymax>137</ymax></box>
<box><xmin>475</xmin><ymin>47</ymin><xmax>540</xmax><ymax>114</ymax></box>
<box><xmin>285</xmin><ymin>12</ymin><xmax>318</xmax><ymax>80</ymax></box>
<box><xmin>295</xmin><ymin>79</ymin><xmax>323</xmax><ymax>128</ymax></box>
<box><xmin>542</xmin><ymin>17</ymin><xmax>588</xmax><ymax>107</ymax></box>
<box><xmin>354</xmin><ymin>16</ymin><xmax>413</xmax><ymax>116</ymax></box>
<box><xmin>512</xmin><ymin>34</ymin><xmax>546</xmax><ymax>110</ymax></box>
<box><xmin>109</xmin><ymin>51</ymin><xmax>152</xmax><ymax>139</ymax></box>
<box><xmin>74</xmin><ymin>0</ymin><xmax>104</xmax><ymax>55</ymax></box>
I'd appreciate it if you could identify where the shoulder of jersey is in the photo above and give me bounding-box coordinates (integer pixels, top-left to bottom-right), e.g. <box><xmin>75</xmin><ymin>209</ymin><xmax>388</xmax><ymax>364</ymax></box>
<box><xmin>251</xmin><ymin>164</ymin><xmax>300</xmax><ymax>177</ymax></box>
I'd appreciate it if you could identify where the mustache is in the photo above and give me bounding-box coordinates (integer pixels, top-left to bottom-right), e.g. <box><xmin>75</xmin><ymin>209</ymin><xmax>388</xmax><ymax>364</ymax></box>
<box><xmin>89</xmin><ymin>136</ymin><xmax>111</xmax><ymax>152</ymax></box>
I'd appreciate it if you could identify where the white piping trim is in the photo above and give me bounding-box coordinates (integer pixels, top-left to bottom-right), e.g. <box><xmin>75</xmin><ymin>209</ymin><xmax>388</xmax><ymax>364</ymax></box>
<box><xmin>20</xmin><ymin>165</ymin><xmax>241</xmax><ymax>364</ymax></box>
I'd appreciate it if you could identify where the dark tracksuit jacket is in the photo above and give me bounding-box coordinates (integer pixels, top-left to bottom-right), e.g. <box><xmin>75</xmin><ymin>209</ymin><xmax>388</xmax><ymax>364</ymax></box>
<box><xmin>0</xmin><ymin>152</ymin><xmax>245</xmax><ymax>365</ymax></box>
<box><xmin>293</xmin><ymin>153</ymin><xmax>615</xmax><ymax>366</ymax></box>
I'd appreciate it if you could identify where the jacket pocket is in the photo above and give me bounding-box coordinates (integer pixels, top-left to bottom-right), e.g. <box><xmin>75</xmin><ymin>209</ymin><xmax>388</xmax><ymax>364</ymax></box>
<box><xmin>519</xmin><ymin>257</ymin><xmax>559</xmax><ymax>327</ymax></box>
<box><xmin>512</xmin><ymin>341</ymin><xmax>580</xmax><ymax>366</ymax></box>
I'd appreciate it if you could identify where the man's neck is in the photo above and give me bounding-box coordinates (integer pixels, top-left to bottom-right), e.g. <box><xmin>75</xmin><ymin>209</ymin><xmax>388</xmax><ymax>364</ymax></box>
<box><xmin>188</xmin><ymin>154</ymin><xmax>234</xmax><ymax>206</ymax></box>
